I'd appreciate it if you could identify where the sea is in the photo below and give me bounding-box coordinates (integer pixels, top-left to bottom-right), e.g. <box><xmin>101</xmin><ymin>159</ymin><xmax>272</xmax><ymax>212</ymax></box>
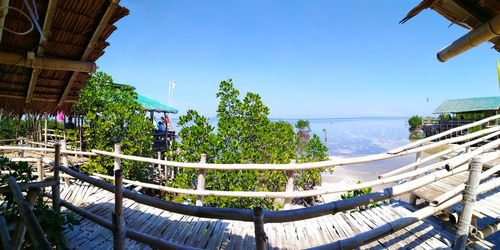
<box><xmin>171</xmin><ymin>117</ymin><xmax>415</xmax><ymax>181</ymax></box>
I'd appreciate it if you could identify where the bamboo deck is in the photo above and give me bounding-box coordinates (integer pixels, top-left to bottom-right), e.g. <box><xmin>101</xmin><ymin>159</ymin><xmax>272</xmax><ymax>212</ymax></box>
<box><xmin>412</xmin><ymin>171</ymin><xmax>470</xmax><ymax>203</ymax></box>
<box><xmin>61</xmin><ymin>181</ymin><xmax>456</xmax><ymax>250</ymax></box>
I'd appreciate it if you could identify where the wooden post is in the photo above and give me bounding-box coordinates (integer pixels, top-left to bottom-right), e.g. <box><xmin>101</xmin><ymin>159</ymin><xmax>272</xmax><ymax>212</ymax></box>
<box><xmin>196</xmin><ymin>154</ymin><xmax>207</xmax><ymax>206</ymax></box>
<box><xmin>410</xmin><ymin>151</ymin><xmax>422</xmax><ymax>205</ymax></box>
<box><xmin>113</xmin><ymin>168</ymin><xmax>125</xmax><ymax>250</ymax></box>
<box><xmin>60</xmin><ymin>140</ymin><xmax>70</xmax><ymax>184</ymax></box>
<box><xmin>12</xmin><ymin>187</ymin><xmax>40</xmax><ymax>250</ymax></box>
<box><xmin>44</xmin><ymin>114</ymin><xmax>47</xmax><ymax>147</ymax></box>
<box><xmin>53</xmin><ymin>142</ymin><xmax>61</xmax><ymax>213</ymax></box>
<box><xmin>0</xmin><ymin>216</ymin><xmax>12</xmax><ymax>250</ymax></box>
<box><xmin>37</xmin><ymin>158</ymin><xmax>44</xmax><ymax>182</ymax></box>
<box><xmin>114</xmin><ymin>144</ymin><xmax>121</xmax><ymax>171</ymax></box>
<box><xmin>453</xmin><ymin>157</ymin><xmax>482</xmax><ymax>250</ymax></box>
<box><xmin>284</xmin><ymin>159</ymin><xmax>296</xmax><ymax>209</ymax></box>
<box><xmin>157</xmin><ymin>151</ymin><xmax>162</xmax><ymax>180</ymax></box>
<box><xmin>7</xmin><ymin>177</ymin><xmax>51</xmax><ymax>250</ymax></box>
<box><xmin>253</xmin><ymin>207</ymin><xmax>267</xmax><ymax>250</ymax></box>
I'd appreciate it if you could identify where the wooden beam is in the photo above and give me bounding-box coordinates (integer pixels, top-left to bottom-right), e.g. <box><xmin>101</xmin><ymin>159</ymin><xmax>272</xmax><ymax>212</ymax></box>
<box><xmin>0</xmin><ymin>0</ymin><xmax>9</xmax><ymax>45</ymax></box>
<box><xmin>38</xmin><ymin>0</ymin><xmax>59</xmax><ymax>55</ymax></box>
<box><xmin>58</xmin><ymin>0</ymin><xmax>120</xmax><ymax>107</ymax></box>
<box><xmin>26</xmin><ymin>0</ymin><xmax>59</xmax><ymax>103</ymax></box>
<box><xmin>0</xmin><ymin>51</ymin><xmax>96</xmax><ymax>72</ymax></box>
<box><xmin>0</xmin><ymin>93</ymin><xmax>78</xmax><ymax>103</ymax></box>
<box><xmin>26</xmin><ymin>68</ymin><xmax>39</xmax><ymax>103</ymax></box>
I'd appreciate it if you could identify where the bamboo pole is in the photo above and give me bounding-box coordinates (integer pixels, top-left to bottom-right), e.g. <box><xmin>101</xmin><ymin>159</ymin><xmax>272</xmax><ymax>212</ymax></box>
<box><xmin>284</xmin><ymin>159</ymin><xmax>296</xmax><ymax>209</ymax></box>
<box><xmin>310</xmin><ymin>176</ymin><xmax>500</xmax><ymax>250</ymax></box>
<box><xmin>196</xmin><ymin>154</ymin><xmax>207</xmax><ymax>206</ymax></box>
<box><xmin>53</xmin><ymin>143</ymin><xmax>60</xmax><ymax>213</ymax></box>
<box><xmin>253</xmin><ymin>207</ymin><xmax>267</xmax><ymax>250</ymax></box>
<box><xmin>454</xmin><ymin>157</ymin><xmax>483</xmax><ymax>250</ymax></box>
<box><xmin>379</xmin><ymin>129</ymin><xmax>500</xmax><ymax>178</ymax></box>
<box><xmin>114</xmin><ymin>144</ymin><xmax>121</xmax><ymax>171</ymax></box>
<box><xmin>60</xmin><ymin>140</ymin><xmax>70</xmax><ymax>185</ymax></box>
<box><xmin>409</xmin><ymin>152</ymin><xmax>422</xmax><ymax>205</ymax></box>
<box><xmin>476</xmin><ymin>221</ymin><xmax>500</xmax><ymax>239</ymax></box>
<box><xmin>12</xmin><ymin>187</ymin><xmax>40</xmax><ymax>250</ymax></box>
<box><xmin>431</xmin><ymin>163</ymin><xmax>500</xmax><ymax>206</ymax></box>
<box><xmin>7</xmin><ymin>177</ymin><xmax>51</xmax><ymax>250</ymax></box>
<box><xmin>0</xmin><ymin>216</ymin><xmax>12</xmax><ymax>250</ymax></box>
<box><xmin>0</xmin><ymin>180</ymin><xmax>58</xmax><ymax>194</ymax></box>
<box><xmin>113</xmin><ymin>169</ymin><xmax>125</xmax><ymax>250</ymax></box>
<box><xmin>389</xmin><ymin>114</ymin><xmax>500</xmax><ymax>154</ymax></box>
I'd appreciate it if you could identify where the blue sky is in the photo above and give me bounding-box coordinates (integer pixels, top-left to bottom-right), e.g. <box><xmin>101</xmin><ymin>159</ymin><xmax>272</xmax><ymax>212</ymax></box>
<box><xmin>97</xmin><ymin>1</ymin><xmax>499</xmax><ymax>118</ymax></box>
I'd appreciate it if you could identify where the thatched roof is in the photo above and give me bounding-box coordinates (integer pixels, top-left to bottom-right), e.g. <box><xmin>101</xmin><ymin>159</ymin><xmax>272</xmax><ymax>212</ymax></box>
<box><xmin>402</xmin><ymin>0</ymin><xmax>500</xmax><ymax>60</ymax></box>
<box><xmin>0</xmin><ymin>0</ymin><xmax>128</xmax><ymax>115</ymax></box>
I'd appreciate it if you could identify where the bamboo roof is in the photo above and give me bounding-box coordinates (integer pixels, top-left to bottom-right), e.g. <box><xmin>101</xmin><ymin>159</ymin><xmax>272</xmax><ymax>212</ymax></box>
<box><xmin>433</xmin><ymin>96</ymin><xmax>500</xmax><ymax>114</ymax></box>
<box><xmin>0</xmin><ymin>0</ymin><xmax>128</xmax><ymax>115</ymax></box>
<box><xmin>402</xmin><ymin>0</ymin><xmax>500</xmax><ymax>53</ymax></box>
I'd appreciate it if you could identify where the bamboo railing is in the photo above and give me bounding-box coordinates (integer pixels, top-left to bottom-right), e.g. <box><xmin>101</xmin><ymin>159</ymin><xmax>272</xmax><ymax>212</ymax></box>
<box><xmin>1</xmin><ymin>114</ymin><xmax>499</xmax><ymax>249</ymax></box>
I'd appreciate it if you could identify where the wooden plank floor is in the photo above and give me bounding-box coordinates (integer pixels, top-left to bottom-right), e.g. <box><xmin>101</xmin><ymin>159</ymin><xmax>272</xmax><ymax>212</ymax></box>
<box><xmin>60</xmin><ymin>181</ymin><xmax>456</xmax><ymax>249</ymax></box>
<box><xmin>411</xmin><ymin>171</ymin><xmax>469</xmax><ymax>203</ymax></box>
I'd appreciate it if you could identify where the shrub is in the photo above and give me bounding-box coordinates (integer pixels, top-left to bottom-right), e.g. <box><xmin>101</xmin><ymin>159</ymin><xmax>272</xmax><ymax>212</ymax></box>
<box><xmin>168</xmin><ymin>79</ymin><xmax>329</xmax><ymax>209</ymax></box>
<box><xmin>73</xmin><ymin>71</ymin><xmax>154</xmax><ymax>180</ymax></box>
<box><xmin>408</xmin><ymin>115</ymin><xmax>423</xmax><ymax>129</ymax></box>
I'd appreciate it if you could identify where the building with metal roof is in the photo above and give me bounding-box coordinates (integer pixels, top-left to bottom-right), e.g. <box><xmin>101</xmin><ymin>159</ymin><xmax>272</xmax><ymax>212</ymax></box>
<box><xmin>434</xmin><ymin>96</ymin><xmax>500</xmax><ymax>114</ymax></box>
<box><xmin>137</xmin><ymin>94</ymin><xmax>178</xmax><ymax>114</ymax></box>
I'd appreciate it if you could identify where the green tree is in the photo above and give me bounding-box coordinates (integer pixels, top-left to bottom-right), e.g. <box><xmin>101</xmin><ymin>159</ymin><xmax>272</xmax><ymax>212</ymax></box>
<box><xmin>168</xmin><ymin>79</ymin><xmax>329</xmax><ymax>209</ymax></box>
<box><xmin>73</xmin><ymin>71</ymin><xmax>154</xmax><ymax>180</ymax></box>
<box><xmin>0</xmin><ymin>115</ymin><xmax>25</xmax><ymax>140</ymax></box>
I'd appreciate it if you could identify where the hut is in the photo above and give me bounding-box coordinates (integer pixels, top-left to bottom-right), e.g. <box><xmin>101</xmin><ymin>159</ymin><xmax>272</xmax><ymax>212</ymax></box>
<box><xmin>0</xmin><ymin>0</ymin><xmax>128</xmax><ymax>146</ymax></box>
<box><xmin>0</xmin><ymin>0</ymin><xmax>129</xmax><ymax>115</ymax></box>
<box><xmin>422</xmin><ymin>96</ymin><xmax>500</xmax><ymax>138</ymax></box>
<box><xmin>402</xmin><ymin>0</ymin><xmax>500</xmax><ymax>61</ymax></box>
<box><xmin>137</xmin><ymin>94</ymin><xmax>178</xmax><ymax>153</ymax></box>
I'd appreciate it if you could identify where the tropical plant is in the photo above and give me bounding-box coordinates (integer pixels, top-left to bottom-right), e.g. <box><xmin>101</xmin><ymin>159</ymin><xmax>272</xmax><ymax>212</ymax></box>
<box><xmin>408</xmin><ymin>115</ymin><xmax>423</xmax><ymax>131</ymax></box>
<box><xmin>168</xmin><ymin>79</ymin><xmax>329</xmax><ymax>209</ymax></box>
<box><xmin>73</xmin><ymin>71</ymin><xmax>154</xmax><ymax>180</ymax></box>
<box><xmin>0</xmin><ymin>115</ymin><xmax>26</xmax><ymax>140</ymax></box>
<box><xmin>340</xmin><ymin>181</ymin><xmax>379</xmax><ymax>211</ymax></box>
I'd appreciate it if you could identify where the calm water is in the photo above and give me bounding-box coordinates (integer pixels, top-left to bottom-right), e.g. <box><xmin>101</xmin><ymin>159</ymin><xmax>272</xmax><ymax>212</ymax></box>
<box><xmin>172</xmin><ymin>116</ymin><xmax>412</xmax><ymax>157</ymax></box>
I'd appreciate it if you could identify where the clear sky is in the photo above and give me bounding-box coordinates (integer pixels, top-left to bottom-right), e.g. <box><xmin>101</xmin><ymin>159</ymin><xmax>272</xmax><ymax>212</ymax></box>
<box><xmin>97</xmin><ymin>1</ymin><xmax>499</xmax><ymax>119</ymax></box>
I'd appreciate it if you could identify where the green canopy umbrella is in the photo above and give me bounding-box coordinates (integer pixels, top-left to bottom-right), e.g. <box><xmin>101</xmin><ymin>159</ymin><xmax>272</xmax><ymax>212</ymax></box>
<box><xmin>137</xmin><ymin>94</ymin><xmax>178</xmax><ymax>114</ymax></box>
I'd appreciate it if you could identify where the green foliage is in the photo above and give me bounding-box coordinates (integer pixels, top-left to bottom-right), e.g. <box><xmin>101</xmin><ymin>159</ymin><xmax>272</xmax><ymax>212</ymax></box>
<box><xmin>0</xmin><ymin>157</ymin><xmax>77</xmax><ymax>248</ymax></box>
<box><xmin>408</xmin><ymin>115</ymin><xmax>423</xmax><ymax>129</ymax></box>
<box><xmin>168</xmin><ymin>79</ymin><xmax>329</xmax><ymax>209</ymax></box>
<box><xmin>295</xmin><ymin>119</ymin><xmax>310</xmax><ymax>132</ymax></box>
<box><xmin>73</xmin><ymin>71</ymin><xmax>154</xmax><ymax>180</ymax></box>
<box><xmin>468</xmin><ymin>125</ymin><xmax>483</xmax><ymax>133</ymax></box>
<box><xmin>340</xmin><ymin>181</ymin><xmax>379</xmax><ymax>211</ymax></box>
<box><xmin>0</xmin><ymin>115</ymin><xmax>26</xmax><ymax>140</ymax></box>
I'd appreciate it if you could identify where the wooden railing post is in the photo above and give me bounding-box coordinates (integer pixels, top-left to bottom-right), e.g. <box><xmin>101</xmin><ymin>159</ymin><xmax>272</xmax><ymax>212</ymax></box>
<box><xmin>53</xmin><ymin>142</ymin><xmax>60</xmax><ymax>212</ymax></box>
<box><xmin>7</xmin><ymin>177</ymin><xmax>51</xmax><ymax>250</ymax></box>
<box><xmin>284</xmin><ymin>159</ymin><xmax>296</xmax><ymax>209</ymax></box>
<box><xmin>12</xmin><ymin>187</ymin><xmax>41</xmax><ymax>250</ymax></box>
<box><xmin>253</xmin><ymin>207</ymin><xmax>267</xmax><ymax>250</ymax></box>
<box><xmin>196</xmin><ymin>153</ymin><xmax>207</xmax><ymax>206</ymax></box>
<box><xmin>114</xmin><ymin>144</ymin><xmax>121</xmax><ymax>171</ymax></box>
<box><xmin>409</xmin><ymin>151</ymin><xmax>422</xmax><ymax>205</ymax></box>
<box><xmin>60</xmin><ymin>140</ymin><xmax>70</xmax><ymax>184</ymax></box>
<box><xmin>0</xmin><ymin>216</ymin><xmax>12</xmax><ymax>250</ymax></box>
<box><xmin>453</xmin><ymin>157</ymin><xmax>482</xmax><ymax>250</ymax></box>
<box><xmin>37</xmin><ymin>157</ymin><xmax>44</xmax><ymax>182</ymax></box>
<box><xmin>113</xmin><ymin>168</ymin><xmax>125</xmax><ymax>250</ymax></box>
